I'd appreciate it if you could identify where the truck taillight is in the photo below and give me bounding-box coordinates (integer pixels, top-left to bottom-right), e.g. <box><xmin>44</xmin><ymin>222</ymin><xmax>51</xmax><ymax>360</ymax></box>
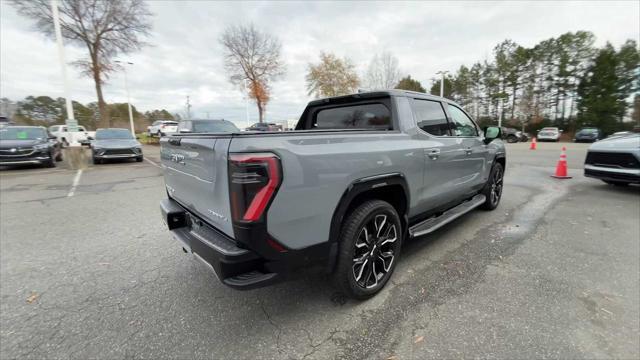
<box><xmin>229</xmin><ymin>153</ymin><xmax>281</xmax><ymax>223</ymax></box>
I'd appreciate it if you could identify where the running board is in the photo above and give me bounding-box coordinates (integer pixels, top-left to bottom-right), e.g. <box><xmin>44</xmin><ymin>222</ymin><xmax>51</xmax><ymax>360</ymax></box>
<box><xmin>409</xmin><ymin>194</ymin><xmax>486</xmax><ymax>238</ymax></box>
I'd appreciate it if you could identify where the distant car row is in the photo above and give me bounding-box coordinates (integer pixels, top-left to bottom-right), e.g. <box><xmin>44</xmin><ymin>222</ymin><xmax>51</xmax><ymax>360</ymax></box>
<box><xmin>146</xmin><ymin>119</ymin><xmax>286</xmax><ymax>137</ymax></box>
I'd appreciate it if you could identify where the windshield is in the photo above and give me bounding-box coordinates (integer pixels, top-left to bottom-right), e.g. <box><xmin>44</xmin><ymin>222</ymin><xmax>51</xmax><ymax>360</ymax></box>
<box><xmin>95</xmin><ymin>129</ymin><xmax>133</xmax><ymax>140</ymax></box>
<box><xmin>191</xmin><ymin>121</ymin><xmax>239</xmax><ymax>133</ymax></box>
<box><xmin>0</xmin><ymin>127</ymin><xmax>46</xmax><ymax>140</ymax></box>
<box><xmin>541</xmin><ymin>127</ymin><xmax>558</xmax><ymax>131</ymax></box>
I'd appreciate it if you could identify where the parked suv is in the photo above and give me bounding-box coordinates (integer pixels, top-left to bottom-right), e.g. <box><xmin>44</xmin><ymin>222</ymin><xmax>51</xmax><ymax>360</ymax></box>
<box><xmin>148</xmin><ymin>120</ymin><xmax>178</xmax><ymax>137</ymax></box>
<box><xmin>536</xmin><ymin>127</ymin><xmax>562</xmax><ymax>142</ymax></box>
<box><xmin>159</xmin><ymin>90</ymin><xmax>506</xmax><ymax>299</ymax></box>
<box><xmin>177</xmin><ymin>119</ymin><xmax>240</xmax><ymax>133</ymax></box>
<box><xmin>0</xmin><ymin>126</ymin><xmax>62</xmax><ymax>167</ymax></box>
<box><xmin>574</xmin><ymin>127</ymin><xmax>603</xmax><ymax>142</ymax></box>
<box><xmin>501</xmin><ymin>127</ymin><xmax>527</xmax><ymax>143</ymax></box>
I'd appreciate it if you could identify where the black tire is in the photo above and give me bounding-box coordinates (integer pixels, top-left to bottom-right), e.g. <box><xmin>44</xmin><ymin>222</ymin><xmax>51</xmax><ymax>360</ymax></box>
<box><xmin>603</xmin><ymin>180</ymin><xmax>629</xmax><ymax>187</ymax></box>
<box><xmin>136</xmin><ymin>156</ymin><xmax>143</xmax><ymax>162</ymax></box>
<box><xmin>506</xmin><ymin>135</ymin><xmax>518</xmax><ymax>143</ymax></box>
<box><xmin>44</xmin><ymin>155</ymin><xmax>55</xmax><ymax>168</ymax></box>
<box><xmin>480</xmin><ymin>161</ymin><xmax>504</xmax><ymax>210</ymax></box>
<box><xmin>334</xmin><ymin>199</ymin><xmax>403</xmax><ymax>300</ymax></box>
<box><xmin>92</xmin><ymin>157</ymin><xmax>101</xmax><ymax>165</ymax></box>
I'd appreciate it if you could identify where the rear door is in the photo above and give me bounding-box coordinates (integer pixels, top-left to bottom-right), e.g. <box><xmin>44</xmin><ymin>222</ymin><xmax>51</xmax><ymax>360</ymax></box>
<box><xmin>410</xmin><ymin>98</ymin><xmax>463</xmax><ymax>212</ymax></box>
<box><xmin>444</xmin><ymin>103</ymin><xmax>488</xmax><ymax>192</ymax></box>
<box><xmin>161</xmin><ymin>136</ymin><xmax>235</xmax><ymax>237</ymax></box>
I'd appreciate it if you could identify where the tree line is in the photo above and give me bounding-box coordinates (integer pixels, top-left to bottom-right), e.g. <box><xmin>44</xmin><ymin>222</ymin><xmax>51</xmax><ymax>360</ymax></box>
<box><xmin>1</xmin><ymin>96</ymin><xmax>178</xmax><ymax>131</ymax></box>
<box><xmin>305</xmin><ymin>31</ymin><xmax>639</xmax><ymax>134</ymax></box>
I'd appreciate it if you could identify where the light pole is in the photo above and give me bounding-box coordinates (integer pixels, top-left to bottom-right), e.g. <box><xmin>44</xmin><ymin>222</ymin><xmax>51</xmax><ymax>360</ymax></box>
<box><xmin>115</xmin><ymin>60</ymin><xmax>135</xmax><ymax>135</ymax></box>
<box><xmin>243</xmin><ymin>79</ymin><xmax>251</xmax><ymax>128</ymax></box>
<box><xmin>50</xmin><ymin>0</ymin><xmax>76</xmax><ymax>133</ymax></box>
<box><xmin>435</xmin><ymin>70</ymin><xmax>449</xmax><ymax>98</ymax></box>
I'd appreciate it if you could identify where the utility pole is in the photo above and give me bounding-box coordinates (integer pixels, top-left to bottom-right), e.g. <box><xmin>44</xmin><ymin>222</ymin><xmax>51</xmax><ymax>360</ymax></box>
<box><xmin>436</xmin><ymin>70</ymin><xmax>449</xmax><ymax>98</ymax></box>
<box><xmin>115</xmin><ymin>60</ymin><xmax>135</xmax><ymax>135</ymax></box>
<box><xmin>186</xmin><ymin>96</ymin><xmax>192</xmax><ymax>119</ymax></box>
<box><xmin>50</xmin><ymin>0</ymin><xmax>76</xmax><ymax>133</ymax></box>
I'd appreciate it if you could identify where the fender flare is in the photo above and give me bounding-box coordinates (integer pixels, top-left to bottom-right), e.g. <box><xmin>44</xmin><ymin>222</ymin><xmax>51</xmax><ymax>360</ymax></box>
<box><xmin>326</xmin><ymin>173</ymin><xmax>410</xmax><ymax>270</ymax></box>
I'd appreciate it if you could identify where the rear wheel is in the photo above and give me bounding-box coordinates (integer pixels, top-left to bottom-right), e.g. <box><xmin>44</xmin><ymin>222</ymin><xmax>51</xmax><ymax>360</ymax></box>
<box><xmin>506</xmin><ymin>135</ymin><xmax>518</xmax><ymax>143</ymax></box>
<box><xmin>480</xmin><ymin>162</ymin><xmax>504</xmax><ymax>210</ymax></box>
<box><xmin>334</xmin><ymin>200</ymin><xmax>402</xmax><ymax>300</ymax></box>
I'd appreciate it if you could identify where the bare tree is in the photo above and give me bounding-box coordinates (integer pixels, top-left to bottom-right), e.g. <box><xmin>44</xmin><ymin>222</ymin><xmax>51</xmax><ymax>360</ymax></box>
<box><xmin>364</xmin><ymin>51</ymin><xmax>401</xmax><ymax>90</ymax></box>
<box><xmin>306</xmin><ymin>52</ymin><xmax>360</xmax><ymax>98</ymax></box>
<box><xmin>12</xmin><ymin>0</ymin><xmax>152</xmax><ymax>128</ymax></box>
<box><xmin>220</xmin><ymin>24</ymin><xmax>285</xmax><ymax>123</ymax></box>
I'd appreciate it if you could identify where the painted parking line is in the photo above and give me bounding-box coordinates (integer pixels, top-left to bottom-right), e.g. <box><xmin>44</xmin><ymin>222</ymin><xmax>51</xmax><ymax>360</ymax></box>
<box><xmin>67</xmin><ymin>169</ymin><xmax>83</xmax><ymax>197</ymax></box>
<box><xmin>144</xmin><ymin>157</ymin><xmax>163</xmax><ymax>169</ymax></box>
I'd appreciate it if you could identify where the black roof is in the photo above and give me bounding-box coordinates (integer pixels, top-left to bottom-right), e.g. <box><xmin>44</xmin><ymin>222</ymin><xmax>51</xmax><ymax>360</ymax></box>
<box><xmin>307</xmin><ymin>89</ymin><xmax>455</xmax><ymax>106</ymax></box>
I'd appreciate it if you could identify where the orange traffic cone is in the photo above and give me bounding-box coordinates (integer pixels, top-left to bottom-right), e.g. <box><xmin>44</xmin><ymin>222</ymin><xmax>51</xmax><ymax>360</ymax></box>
<box><xmin>530</xmin><ymin>137</ymin><xmax>537</xmax><ymax>150</ymax></box>
<box><xmin>551</xmin><ymin>146</ymin><xmax>572</xmax><ymax>179</ymax></box>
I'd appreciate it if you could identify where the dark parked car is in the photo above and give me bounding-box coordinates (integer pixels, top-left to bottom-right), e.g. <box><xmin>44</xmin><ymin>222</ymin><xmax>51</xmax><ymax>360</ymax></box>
<box><xmin>501</xmin><ymin>127</ymin><xmax>528</xmax><ymax>143</ymax></box>
<box><xmin>0</xmin><ymin>126</ymin><xmax>62</xmax><ymax>167</ymax></box>
<box><xmin>177</xmin><ymin>119</ymin><xmax>240</xmax><ymax>133</ymax></box>
<box><xmin>91</xmin><ymin>128</ymin><xmax>143</xmax><ymax>164</ymax></box>
<box><xmin>574</xmin><ymin>127</ymin><xmax>603</xmax><ymax>142</ymax></box>
<box><xmin>246</xmin><ymin>122</ymin><xmax>280</xmax><ymax>131</ymax></box>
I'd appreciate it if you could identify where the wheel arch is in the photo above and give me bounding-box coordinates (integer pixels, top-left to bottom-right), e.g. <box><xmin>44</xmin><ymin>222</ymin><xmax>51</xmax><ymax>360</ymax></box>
<box><xmin>326</xmin><ymin>173</ymin><xmax>409</xmax><ymax>270</ymax></box>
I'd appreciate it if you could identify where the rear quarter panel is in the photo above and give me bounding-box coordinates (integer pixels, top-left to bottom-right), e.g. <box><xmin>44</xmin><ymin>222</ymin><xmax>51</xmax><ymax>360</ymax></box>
<box><xmin>228</xmin><ymin>132</ymin><xmax>424</xmax><ymax>249</ymax></box>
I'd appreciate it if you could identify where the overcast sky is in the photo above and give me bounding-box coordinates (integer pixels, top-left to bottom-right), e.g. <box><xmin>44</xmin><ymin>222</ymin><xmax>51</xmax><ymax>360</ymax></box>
<box><xmin>1</xmin><ymin>0</ymin><xmax>638</xmax><ymax>127</ymax></box>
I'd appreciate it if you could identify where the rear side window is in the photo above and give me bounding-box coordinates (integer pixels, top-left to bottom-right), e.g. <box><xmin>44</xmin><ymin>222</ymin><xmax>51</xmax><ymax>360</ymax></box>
<box><xmin>313</xmin><ymin>103</ymin><xmax>391</xmax><ymax>130</ymax></box>
<box><xmin>412</xmin><ymin>99</ymin><xmax>450</xmax><ymax>136</ymax></box>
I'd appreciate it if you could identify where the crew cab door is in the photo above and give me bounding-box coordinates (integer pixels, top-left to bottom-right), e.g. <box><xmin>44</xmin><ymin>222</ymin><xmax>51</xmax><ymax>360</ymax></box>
<box><xmin>444</xmin><ymin>103</ymin><xmax>488</xmax><ymax>193</ymax></box>
<box><xmin>410</xmin><ymin>98</ymin><xmax>462</xmax><ymax>213</ymax></box>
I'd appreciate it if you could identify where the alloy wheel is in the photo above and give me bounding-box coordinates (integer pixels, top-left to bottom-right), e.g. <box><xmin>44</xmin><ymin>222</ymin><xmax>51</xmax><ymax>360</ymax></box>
<box><xmin>352</xmin><ymin>214</ymin><xmax>398</xmax><ymax>289</ymax></box>
<box><xmin>490</xmin><ymin>166</ymin><xmax>503</xmax><ymax>206</ymax></box>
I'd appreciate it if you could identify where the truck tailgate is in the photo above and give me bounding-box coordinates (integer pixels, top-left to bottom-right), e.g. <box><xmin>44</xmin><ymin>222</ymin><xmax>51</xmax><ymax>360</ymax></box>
<box><xmin>160</xmin><ymin>136</ymin><xmax>235</xmax><ymax>238</ymax></box>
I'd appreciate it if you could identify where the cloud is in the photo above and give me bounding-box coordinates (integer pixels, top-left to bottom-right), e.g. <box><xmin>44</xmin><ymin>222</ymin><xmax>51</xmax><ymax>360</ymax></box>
<box><xmin>1</xmin><ymin>0</ymin><xmax>638</xmax><ymax>128</ymax></box>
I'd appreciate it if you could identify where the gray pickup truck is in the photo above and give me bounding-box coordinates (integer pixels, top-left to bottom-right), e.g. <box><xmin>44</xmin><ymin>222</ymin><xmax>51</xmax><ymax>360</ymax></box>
<box><xmin>160</xmin><ymin>90</ymin><xmax>506</xmax><ymax>299</ymax></box>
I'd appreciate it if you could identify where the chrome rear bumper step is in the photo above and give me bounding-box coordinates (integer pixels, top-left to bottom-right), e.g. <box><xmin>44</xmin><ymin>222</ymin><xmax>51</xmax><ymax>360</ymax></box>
<box><xmin>409</xmin><ymin>194</ymin><xmax>486</xmax><ymax>237</ymax></box>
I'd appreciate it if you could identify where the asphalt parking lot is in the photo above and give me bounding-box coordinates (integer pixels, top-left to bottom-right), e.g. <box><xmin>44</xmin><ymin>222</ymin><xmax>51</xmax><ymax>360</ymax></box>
<box><xmin>1</xmin><ymin>142</ymin><xmax>639</xmax><ymax>359</ymax></box>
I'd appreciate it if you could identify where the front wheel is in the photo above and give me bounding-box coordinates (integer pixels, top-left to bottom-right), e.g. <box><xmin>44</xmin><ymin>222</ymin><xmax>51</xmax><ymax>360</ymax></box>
<box><xmin>136</xmin><ymin>156</ymin><xmax>143</xmax><ymax>162</ymax></box>
<box><xmin>334</xmin><ymin>200</ymin><xmax>402</xmax><ymax>300</ymax></box>
<box><xmin>480</xmin><ymin>162</ymin><xmax>504</xmax><ymax>210</ymax></box>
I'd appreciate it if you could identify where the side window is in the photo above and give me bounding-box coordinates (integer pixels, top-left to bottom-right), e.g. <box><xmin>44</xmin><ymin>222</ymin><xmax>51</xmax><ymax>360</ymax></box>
<box><xmin>412</xmin><ymin>99</ymin><xmax>450</xmax><ymax>136</ymax></box>
<box><xmin>447</xmin><ymin>105</ymin><xmax>478</xmax><ymax>137</ymax></box>
<box><xmin>62</xmin><ymin>126</ymin><xmax>68</xmax><ymax>132</ymax></box>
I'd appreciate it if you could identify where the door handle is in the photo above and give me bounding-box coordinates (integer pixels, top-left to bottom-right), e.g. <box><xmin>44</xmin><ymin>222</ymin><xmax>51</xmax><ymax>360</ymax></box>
<box><xmin>464</xmin><ymin>147</ymin><xmax>473</xmax><ymax>155</ymax></box>
<box><xmin>425</xmin><ymin>148</ymin><xmax>440</xmax><ymax>160</ymax></box>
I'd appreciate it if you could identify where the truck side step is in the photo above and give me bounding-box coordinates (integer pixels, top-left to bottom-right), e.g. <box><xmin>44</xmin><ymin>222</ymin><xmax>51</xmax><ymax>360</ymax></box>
<box><xmin>223</xmin><ymin>271</ymin><xmax>279</xmax><ymax>290</ymax></box>
<box><xmin>408</xmin><ymin>194</ymin><xmax>486</xmax><ymax>238</ymax></box>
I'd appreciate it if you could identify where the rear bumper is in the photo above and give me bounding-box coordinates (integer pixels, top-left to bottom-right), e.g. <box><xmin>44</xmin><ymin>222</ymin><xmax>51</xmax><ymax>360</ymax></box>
<box><xmin>160</xmin><ymin>198</ymin><xmax>282</xmax><ymax>289</ymax></box>
<box><xmin>584</xmin><ymin>165</ymin><xmax>640</xmax><ymax>183</ymax></box>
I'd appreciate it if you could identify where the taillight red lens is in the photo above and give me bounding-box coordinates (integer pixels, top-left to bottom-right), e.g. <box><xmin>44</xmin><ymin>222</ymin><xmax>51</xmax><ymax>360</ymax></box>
<box><xmin>229</xmin><ymin>153</ymin><xmax>281</xmax><ymax>222</ymax></box>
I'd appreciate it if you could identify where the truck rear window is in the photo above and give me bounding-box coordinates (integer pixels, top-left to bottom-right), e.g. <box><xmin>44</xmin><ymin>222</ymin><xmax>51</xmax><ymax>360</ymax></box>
<box><xmin>312</xmin><ymin>103</ymin><xmax>391</xmax><ymax>130</ymax></box>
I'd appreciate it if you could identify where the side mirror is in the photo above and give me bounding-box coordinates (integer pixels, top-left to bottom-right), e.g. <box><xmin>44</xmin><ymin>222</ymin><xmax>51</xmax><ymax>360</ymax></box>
<box><xmin>483</xmin><ymin>126</ymin><xmax>502</xmax><ymax>144</ymax></box>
